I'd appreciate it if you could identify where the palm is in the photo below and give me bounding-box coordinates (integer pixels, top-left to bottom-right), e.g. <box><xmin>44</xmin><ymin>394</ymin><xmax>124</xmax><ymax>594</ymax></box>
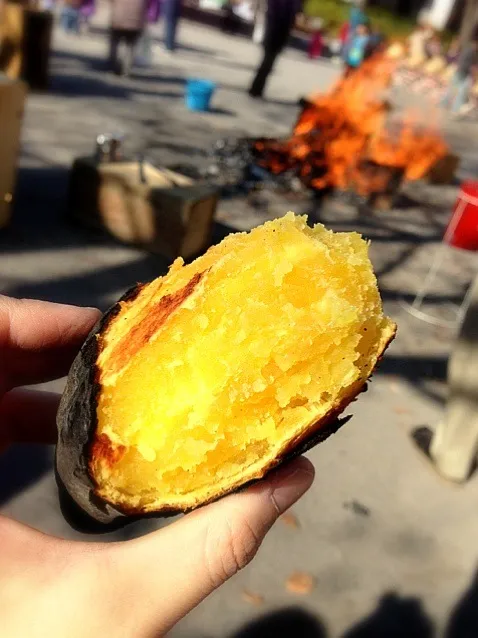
<box><xmin>0</xmin><ymin>295</ymin><xmax>314</xmax><ymax>638</ymax></box>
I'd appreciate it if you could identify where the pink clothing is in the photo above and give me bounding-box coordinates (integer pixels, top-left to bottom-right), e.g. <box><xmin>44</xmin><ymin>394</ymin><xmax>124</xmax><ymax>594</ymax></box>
<box><xmin>308</xmin><ymin>31</ymin><xmax>324</xmax><ymax>59</ymax></box>
<box><xmin>111</xmin><ymin>0</ymin><xmax>148</xmax><ymax>31</ymax></box>
<box><xmin>339</xmin><ymin>22</ymin><xmax>350</xmax><ymax>45</ymax></box>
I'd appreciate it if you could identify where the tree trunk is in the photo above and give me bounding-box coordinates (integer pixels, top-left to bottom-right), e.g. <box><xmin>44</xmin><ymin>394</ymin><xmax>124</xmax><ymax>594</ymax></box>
<box><xmin>460</xmin><ymin>0</ymin><xmax>478</xmax><ymax>49</ymax></box>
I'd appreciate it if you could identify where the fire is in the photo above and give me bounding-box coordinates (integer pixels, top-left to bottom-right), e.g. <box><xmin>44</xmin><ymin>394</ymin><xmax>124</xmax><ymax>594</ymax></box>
<box><xmin>254</xmin><ymin>55</ymin><xmax>448</xmax><ymax>195</ymax></box>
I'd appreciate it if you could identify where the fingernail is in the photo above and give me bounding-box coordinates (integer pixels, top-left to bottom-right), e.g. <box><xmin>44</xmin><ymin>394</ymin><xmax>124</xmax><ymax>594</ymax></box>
<box><xmin>270</xmin><ymin>464</ymin><xmax>315</xmax><ymax>514</ymax></box>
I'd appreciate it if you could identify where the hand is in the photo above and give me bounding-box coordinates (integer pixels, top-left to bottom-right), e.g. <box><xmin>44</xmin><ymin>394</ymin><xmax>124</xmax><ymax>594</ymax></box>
<box><xmin>0</xmin><ymin>295</ymin><xmax>315</xmax><ymax>638</ymax></box>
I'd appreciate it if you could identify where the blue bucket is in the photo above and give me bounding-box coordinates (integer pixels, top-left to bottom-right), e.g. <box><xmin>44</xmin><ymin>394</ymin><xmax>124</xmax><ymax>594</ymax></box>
<box><xmin>185</xmin><ymin>79</ymin><xmax>216</xmax><ymax>112</ymax></box>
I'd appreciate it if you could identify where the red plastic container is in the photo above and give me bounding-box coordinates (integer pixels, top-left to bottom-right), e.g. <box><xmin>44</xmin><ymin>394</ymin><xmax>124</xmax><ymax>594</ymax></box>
<box><xmin>446</xmin><ymin>181</ymin><xmax>478</xmax><ymax>251</ymax></box>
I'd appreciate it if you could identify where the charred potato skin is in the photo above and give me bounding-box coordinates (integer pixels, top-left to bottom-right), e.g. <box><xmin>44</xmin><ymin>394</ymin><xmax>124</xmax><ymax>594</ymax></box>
<box><xmin>55</xmin><ymin>285</ymin><xmax>144</xmax><ymax>531</ymax></box>
<box><xmin>56</xmin><ymin>285</ymin><xmax>395</xmax><ymax>532</ymax></box>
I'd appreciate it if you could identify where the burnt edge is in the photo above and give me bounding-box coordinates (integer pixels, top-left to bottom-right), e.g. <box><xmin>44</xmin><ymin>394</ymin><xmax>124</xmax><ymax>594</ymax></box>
<box><xmin>55</xmin><ymin>283</ymin><xmax>146</xmax><ymax>532</ymax></box>
<box><xmin>106</xmin><ymin>272</ymin><xmax>203</xmax><ymax>376</ymax></box>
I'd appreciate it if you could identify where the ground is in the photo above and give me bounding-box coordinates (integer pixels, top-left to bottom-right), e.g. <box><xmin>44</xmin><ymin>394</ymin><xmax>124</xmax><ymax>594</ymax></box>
<box><xmin>2</xmin><ymin>8</ymin><xmax>478</xmax><ymax>638</ymax></box>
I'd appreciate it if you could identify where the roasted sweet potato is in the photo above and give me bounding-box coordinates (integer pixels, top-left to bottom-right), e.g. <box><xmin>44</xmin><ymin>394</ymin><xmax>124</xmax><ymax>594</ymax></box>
<box><xmin>56</xmin><ymin>213</ymin><xmax>396</xmax><ymax>526</ymax></box>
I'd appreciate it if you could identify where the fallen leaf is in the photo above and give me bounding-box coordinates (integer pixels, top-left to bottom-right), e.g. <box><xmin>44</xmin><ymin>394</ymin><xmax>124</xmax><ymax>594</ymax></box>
<box><xmin>281</xmin><ymin>512</ymin><xmax>300</xmax><ymax>529</ymax></box>
<box><xmin>393</xmin><ymin>406</ymin><xmax>411</xmax><ymax>415</ymax></box>
<box><xmin>286</xmin><ymin>571</ymin><xmax>315</xmax><ymax>595</ymax></box>
<box><xmin>242</xmin><ymin>590</ymin><xmax>264</xmax><ymax>606</ymax></box>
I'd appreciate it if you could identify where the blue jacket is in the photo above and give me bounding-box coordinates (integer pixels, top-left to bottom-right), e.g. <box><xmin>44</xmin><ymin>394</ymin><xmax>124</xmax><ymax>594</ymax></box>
<box><xmin>346</xmin><ymin>33</ymin><xmax>369</xmax><ymax>67</ymax></box>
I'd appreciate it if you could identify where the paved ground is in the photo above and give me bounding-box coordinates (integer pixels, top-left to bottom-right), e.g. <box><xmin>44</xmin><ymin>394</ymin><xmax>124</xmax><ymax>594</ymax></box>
<box><xmin>2</xmin><ymin>9</ymin><xmax>478</xmax><ymax>638</ymax></box>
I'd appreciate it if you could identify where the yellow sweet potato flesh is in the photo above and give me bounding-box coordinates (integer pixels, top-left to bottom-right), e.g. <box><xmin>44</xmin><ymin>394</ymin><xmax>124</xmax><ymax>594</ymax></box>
<box><xmin>92</xmin><ymin>213</ymin><xmax>395</xmax><ymax>512</ymax></box>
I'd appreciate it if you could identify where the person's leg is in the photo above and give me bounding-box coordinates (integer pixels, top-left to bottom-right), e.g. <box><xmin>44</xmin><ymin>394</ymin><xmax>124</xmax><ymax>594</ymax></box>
<box><xmin>143</xmin><ymin>28</ymin><xmax>153</xmax><ymax>64</ymax></box>
<box><xmin>165</xmin><ymin>13</ymin><xmax>179</xmax><ymax>51</ymax></box>
<box><xmin>249</xmin><ymin>48</ymin><xmax>278</xmax><ymax>97</ymax></box>
<box><xmin>164</xmin><ymin>0</ymin><xmax>180</xmax><ymax>51</ymax></box>
<box><xmin>136</xmin><ymin>29</ymin><xmax>152</xmax><ymax>66</ymax></box>
<box><xmin>59</xmin><ymin>7</ymin><xmax>69</xmax><ymax>31</ymax></box>
<box><xmin>168</xmin><ymin>16</ymin><xmax>178</xmax><ymax>51</ymax></box>
<box><xmin>108</xmin><ymin>29</ymin><xmax>121</xmax><ymax>72</ymax></box>
<box><xmin>451</xmin><ymin>75</ymin><xmax>472</xmax><ymax>113</ymax></box>
<box><xmin>61</xmin><ymin>7</ymin><xmax>74</xmax><ymax>32</ymax></box>
<box><xmin>122</xmin><ymin>31</ymin><xmax>140</xmax><ymax>76</ymax></box>
<box><xmin>430</xmin><ymin>275</ymin><xmax>478</xmax><ymax>481</ymax></box>
<box><xmin>71</xmin><ymin>8</ymin><xmax>80</xmax><ymax>34</ymax></box>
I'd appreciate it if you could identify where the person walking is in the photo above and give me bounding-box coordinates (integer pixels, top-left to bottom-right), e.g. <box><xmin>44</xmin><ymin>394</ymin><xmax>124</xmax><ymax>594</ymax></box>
<box><xmin>344</xmin><ymin>22</ymin><xmax>371</xmax><ymax>72</ymax></box>
<box><xmin>248</xmin><ymin>0</ymin><xmax>302</xmax><ymax>99</ymax></box>
<box><xmin>442</xmin><ymin>38</ymin><xmax>478</xmax><ymax>116</ymax></box>
<box><xmin>60</xmin><ymin>0</ymin><xmax>82</xmax><ymax>34</ymax></box>
<box><xmin>341</xmin><ymin>0</ymin><xmax>368</xmax><ymax>71</ymax></box>
<box><xmin>79</xmin><ymin>0</ymin><xmax>96</xmax><ymax>34</ymax></box>
<box><xmin>109</xmin><ymin>0</ymin><xmax>148</xmax><ymax>76</ymax></box>
<box><xmin>163</xmin><ymin>0</ymin><xmax>183</xmax><ymax>53</ymax></box>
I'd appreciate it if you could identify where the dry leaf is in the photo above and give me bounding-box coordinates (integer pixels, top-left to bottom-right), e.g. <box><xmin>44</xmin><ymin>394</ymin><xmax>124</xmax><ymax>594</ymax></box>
<box><xmin>281</xmin><ymin>512</ymin><xmax>300</xmax><ymax>529</ymax></box>
<box><xmin>393</xmin><ymin>406</ymin><xmax>411</xmax><ymax>415</ymax></box>
<box><xmin>242</xmin><ymin>590</ymin><xmax>264</xmax><ymax>606</ymax></box>
<box><xmin>286</xmin><ymin>571</ymin><xmax>315</xmax><ymax>595</ymax></box>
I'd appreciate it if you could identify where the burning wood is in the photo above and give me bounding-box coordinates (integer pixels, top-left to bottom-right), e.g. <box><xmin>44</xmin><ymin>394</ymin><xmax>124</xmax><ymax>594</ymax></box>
<box><xmin>348</xmin><ymin>161</ymin><xmax>404</xmax><ymax>198</ymax></box>
<box><xmin>253</xmin><ymin>55</ymin><xmax>449</xmax><ymax>197</ymax></box>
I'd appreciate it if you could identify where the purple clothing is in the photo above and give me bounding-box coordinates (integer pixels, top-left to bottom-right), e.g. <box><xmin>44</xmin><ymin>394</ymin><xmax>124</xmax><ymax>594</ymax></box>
<box><xmin>80</xmin><ymin>0</ymin><xmax>95</xmax><ymax>18</ymax></box>
<box><xmin>147</xmin><ymin>0</ymin><xmax>161</xmax><ymax>23</ymax></box>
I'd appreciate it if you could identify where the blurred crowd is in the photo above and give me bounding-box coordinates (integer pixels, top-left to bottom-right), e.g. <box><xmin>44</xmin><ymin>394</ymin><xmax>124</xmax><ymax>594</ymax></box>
<box><xmin>36</xmin><ymin>0</ymin><xmax>183</xmax><ymax>75</ymax></box>
<box><xmin>17</xmin><ymin>0</ymin><xmax>477</xmax><ymax>115</ymax></box>
<box><xmin>389</xmin><ymin>24</ymin><xmax>478</xmax><ymax>118</ymax></box>
<box><xmin>300</xmin><ymin>5</ymin><xmax>478</xmax><ymax>120</ymax></box>
<box><xmin>303</xmin><ymin>6</ymin><xmax>386</xmax><ymax>69</ymax></box>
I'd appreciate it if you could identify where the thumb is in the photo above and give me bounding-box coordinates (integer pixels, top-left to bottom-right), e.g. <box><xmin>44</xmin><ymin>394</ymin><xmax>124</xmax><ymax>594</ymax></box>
<box><xmin>110</xmin><ymin>456</ymin><xmax>315</xmax><ymax>636</ymax></box>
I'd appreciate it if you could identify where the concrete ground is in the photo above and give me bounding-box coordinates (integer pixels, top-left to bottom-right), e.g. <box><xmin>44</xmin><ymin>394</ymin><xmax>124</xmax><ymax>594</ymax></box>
<box><xmin>2</xmin><ymin>9</ymin><xmax>478</xmax><ymax>637</ymax></box>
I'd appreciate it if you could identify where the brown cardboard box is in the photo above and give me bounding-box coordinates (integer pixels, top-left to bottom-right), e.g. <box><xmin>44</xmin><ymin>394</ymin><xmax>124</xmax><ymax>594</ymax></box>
<box><xmin>0</xmin><ymin>76</ymin><xmax>27</xmax><ymax>229</ymax></box>
<box><xmin>68</xmin><ymin>158</ymin><xmax>219</xmax><ymax>259</ymax></box>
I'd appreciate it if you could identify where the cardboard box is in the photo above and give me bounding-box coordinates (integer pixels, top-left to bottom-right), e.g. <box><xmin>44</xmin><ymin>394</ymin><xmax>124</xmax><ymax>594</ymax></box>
<box><xmin>0</xmin><ymin>76</ymin><xmax>27</xmax><ymax>229</ymax></box>
<box><xmin>68</xmin><ymin>158</ymin><xmax>219</xmax><ymax>259</ymax></box>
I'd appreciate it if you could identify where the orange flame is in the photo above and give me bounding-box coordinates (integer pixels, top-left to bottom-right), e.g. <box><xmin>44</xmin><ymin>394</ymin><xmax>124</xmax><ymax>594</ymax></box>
<box><xmin>254</xmin><ymin>55</ymin><xmax>448</xmax><ymax>194</ymax></box>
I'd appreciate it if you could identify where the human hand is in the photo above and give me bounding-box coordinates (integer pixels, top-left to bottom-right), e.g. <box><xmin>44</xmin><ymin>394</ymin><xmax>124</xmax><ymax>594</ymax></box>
<box><xmin>0</xmin><ymin>295</ymin><xmax>315</xmax><ymax>638</ymax></box>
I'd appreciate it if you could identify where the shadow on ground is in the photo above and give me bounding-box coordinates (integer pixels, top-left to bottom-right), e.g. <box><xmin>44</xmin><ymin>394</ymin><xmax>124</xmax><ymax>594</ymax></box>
<box><xmin>231</xmin><ymin>582</ymin><xmax>478</xmax><ymax>638</ymax></box>
<box><xmin>0</xmin><ymin>445</ymin><xmax>53</xmax><ymax>507</ymax></box>
<box><xmin>1</xmin><ymin>164</ymin><xmax>237</xmax><ymax>310</ymax></box>
<box><xmin>232</xmin><ymin>607</ymin><xmax>327</xmax><ymax>638</ymax></box>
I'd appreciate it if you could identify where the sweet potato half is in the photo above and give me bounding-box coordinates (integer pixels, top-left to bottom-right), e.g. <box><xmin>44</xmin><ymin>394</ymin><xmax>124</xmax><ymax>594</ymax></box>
<box><xmin>56</xmin><ymin>213</ymin><xmax>396</xmax><ymax>525</ymax></box>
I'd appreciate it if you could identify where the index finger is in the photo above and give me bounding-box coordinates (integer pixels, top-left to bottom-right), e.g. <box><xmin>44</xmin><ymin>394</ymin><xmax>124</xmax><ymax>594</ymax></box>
<box><xmin>0</xmin><ymin>296</ymin><xmax>100</xmax><ymax>393</ymax></box>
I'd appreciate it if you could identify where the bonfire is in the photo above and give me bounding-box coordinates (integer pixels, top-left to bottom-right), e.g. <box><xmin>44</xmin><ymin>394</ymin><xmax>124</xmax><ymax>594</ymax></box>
<box><xmin>253</xmin><ymin>55</ymin><xmax>449</xmax><ymax>197</ymax></box>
